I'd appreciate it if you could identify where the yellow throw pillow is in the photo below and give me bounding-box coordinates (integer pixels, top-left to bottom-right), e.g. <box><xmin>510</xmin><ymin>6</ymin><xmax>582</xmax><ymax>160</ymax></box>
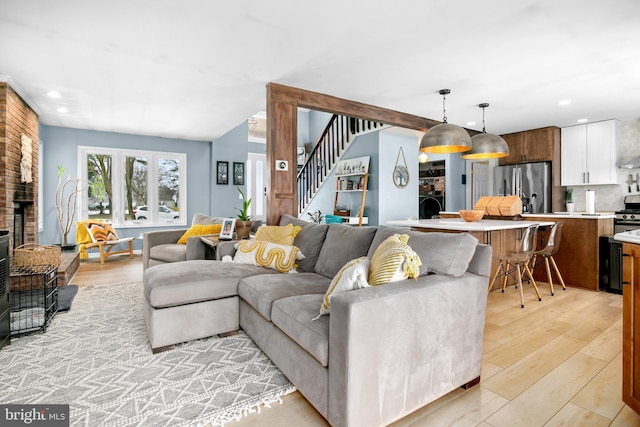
<box><xmin>233</xmin><ymin>240</ymin><xmax>303</xmax><ymax>273</ymax></box>
<box><xmin>177</xmin><ymin>223</ymin><xmax>222</xmax><ymax>244</ymax></box>
<box><xmin>254</xmin><ymin>224</ymin><xmax>302</xmax><ymax>246</ymax></box>
<box><xmin>85</xmin><ymin>221</ymin><xmax>119</xmax><ymax>242</ymax></box>
<box><xmin>368</xmin><ymin>234</ymin><xmax>422</xmax><ymax>286</ymax></box>
<box><xmin>318</xmin><ymin>257</ymin><xmax>370</xmax><ymax>317</ymax></box>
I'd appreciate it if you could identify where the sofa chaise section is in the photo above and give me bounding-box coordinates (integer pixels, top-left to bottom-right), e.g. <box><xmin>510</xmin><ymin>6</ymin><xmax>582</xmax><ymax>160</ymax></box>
<box><xmin>143</xmin><ymin>259</ymin><xmax>277</xmax><ymax>352</ymax></box>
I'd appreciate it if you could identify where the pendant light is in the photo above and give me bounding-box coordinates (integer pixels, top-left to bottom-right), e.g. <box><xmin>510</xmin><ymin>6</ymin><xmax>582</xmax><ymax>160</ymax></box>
<box><xmin>420</xmin><ymin>89</ymin><xmax>472</xmax><ymax>154</ymax></box>
<box><xmin>461</xmin><ymin>103</ymin><xmax>509</xmax><ymax>159</ymax></box>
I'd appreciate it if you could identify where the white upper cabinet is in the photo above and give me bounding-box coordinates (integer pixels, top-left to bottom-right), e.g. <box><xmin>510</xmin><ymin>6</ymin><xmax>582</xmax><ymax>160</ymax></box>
<box><xmin>561</xmin><ymin>120</ymin><xmax>618</xmax><ymax>186</ymax></box>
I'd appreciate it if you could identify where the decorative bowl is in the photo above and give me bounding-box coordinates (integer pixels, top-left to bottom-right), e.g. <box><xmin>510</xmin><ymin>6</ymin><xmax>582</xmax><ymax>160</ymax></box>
<box><xmin>459</xmin><ymin>209</ymin><xmax>485</xmax><ymax>222</ymax></box>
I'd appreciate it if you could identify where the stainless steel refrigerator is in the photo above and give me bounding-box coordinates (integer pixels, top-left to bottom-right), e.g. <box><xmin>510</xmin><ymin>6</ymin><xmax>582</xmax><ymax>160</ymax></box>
<box><xmin>493</xmin><ymin>161</ymin><xmax>552</xmax><ymax>213</ymax></box>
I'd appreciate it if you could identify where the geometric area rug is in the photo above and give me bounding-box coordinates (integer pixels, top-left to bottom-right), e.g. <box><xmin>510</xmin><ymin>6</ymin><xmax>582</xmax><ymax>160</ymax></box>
<box><xmin>0</xmin><ymin>281</ymin><xmax>295</xmax><ymax>426</ymax></box>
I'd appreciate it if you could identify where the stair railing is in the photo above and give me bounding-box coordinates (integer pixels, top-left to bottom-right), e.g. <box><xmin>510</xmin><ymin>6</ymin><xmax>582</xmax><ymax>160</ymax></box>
<box><xmin>297</xmin><ymin>114</ymin><xmax>385</xmax><ymax>214</ymax></box>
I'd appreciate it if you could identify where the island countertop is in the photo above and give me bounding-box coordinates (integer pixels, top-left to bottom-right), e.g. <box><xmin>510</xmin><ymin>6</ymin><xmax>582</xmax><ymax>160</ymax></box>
<box><xmin>438</xmin><ymin>211</ymin><xmax>616</xmax><ymax>220</ymax></box>
<box><xmin>387</xmin><ymin>218</ymin><xmax>555</xmax><ymax>231</ymax></box>
<box><xmin>523</xmin><ymin>212</ymin><xmax>615</xmax><ymax>219</ymax></box>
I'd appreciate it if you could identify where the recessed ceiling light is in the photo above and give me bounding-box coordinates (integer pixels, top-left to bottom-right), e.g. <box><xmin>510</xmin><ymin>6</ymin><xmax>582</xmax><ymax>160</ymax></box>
<box><xmin>466</xmin><ymin>121</ymin><xmax>476</xmax><ymax>126</ymax></box>
<box><xmin>558</xmin><ymin>99</ymin><xmax>571</xmax><ymax>106</ymax></box>
<box><xmin>57</xmin><ymin>107</ymin><xmax>69</xmax><ymax>113</ymax></box>
<box><xmin>47</xmin><ymin>91</ymin><xmax>61</xmax><ymax>98</ymax></box>
<box><xmin>577</xmin><ymin>118</ymin><xmax>588</xmax><ymax>123</ymax></box>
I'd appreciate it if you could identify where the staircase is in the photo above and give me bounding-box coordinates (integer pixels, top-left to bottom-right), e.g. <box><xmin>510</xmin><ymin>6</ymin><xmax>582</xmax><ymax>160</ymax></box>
<box><xmin>297</xmin><ymin>115</ymin><xmax>388</xmax><ymax>215</ymax></box>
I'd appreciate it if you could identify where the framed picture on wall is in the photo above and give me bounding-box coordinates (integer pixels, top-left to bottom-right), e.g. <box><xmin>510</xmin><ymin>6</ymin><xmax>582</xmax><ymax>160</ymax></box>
<box><xmin>233</xmin><ymin>162</ymin><xmax>245</xmax><ymax>185</ymax></box>
<box><xmin>217</xmin><ymin>161</ymin><xmax>228</xmax><ymax>185</ymax></box>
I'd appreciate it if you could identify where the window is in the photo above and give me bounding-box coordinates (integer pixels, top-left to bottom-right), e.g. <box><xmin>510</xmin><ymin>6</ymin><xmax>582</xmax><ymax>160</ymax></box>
<box><xmin>79</xmin><ymin>147</ymin><xmax>186</xmax><ymax>226</ymax></box>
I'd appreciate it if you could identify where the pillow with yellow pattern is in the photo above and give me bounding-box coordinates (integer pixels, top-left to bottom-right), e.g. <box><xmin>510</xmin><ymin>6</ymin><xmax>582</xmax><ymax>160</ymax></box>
<box><xmin>254</xmin><ymin>223</ymin><xmax>302</xmax><ymax>246</ymax></box>
<box><xmin>233</xmin><ymin>240</ymin><xmax>304</xmax><ymax>273</ymax></box>
<box><xmin>368</xmin><ymin>234</ymin><xmax>422</xmax><ymax>286</ymax></box>
<box><xmin>177</xmin><ymin>223</ymin><xmax>222</xmax><ymax>244</ymax></box>
<box><xmin>85</xmin><ymin>221</ymin><xmax>119</xmax><ymax>242</ymax></box>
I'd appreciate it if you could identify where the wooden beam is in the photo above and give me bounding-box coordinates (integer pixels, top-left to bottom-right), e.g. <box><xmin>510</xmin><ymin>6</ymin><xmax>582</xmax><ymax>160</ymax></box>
<box><xmin>265</xmin><ymin>82</ymin><xmax>473</xmax><ymax>224</ymax></box>
<box><xmin>266</xmin><ymin>85</ymin><xmax>297</xmax><ymax>225</ymax></box>
<box><xmin>267</xmin><ymin>83</ymin><xmax>441</xmax><ymax>131</ymax></box>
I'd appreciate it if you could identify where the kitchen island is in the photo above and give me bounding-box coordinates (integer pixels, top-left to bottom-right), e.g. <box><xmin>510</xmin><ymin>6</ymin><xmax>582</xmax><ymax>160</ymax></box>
<box><xmin>390</xmin><ymin>213</ymin><xmax>614</xmax><ymax>291</ymax></box>
<box><xmin>387</xmin><ymin>218</ymin><xmax>554</xmax><ymax>280</ymax></box>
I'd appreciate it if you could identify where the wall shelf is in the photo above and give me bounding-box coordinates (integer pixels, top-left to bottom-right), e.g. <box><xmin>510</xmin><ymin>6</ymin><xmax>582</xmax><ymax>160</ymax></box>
<box><xmin>334</xmin><ymin>156</ymin><xmax>370</xmax><ymax>226</ymax></box>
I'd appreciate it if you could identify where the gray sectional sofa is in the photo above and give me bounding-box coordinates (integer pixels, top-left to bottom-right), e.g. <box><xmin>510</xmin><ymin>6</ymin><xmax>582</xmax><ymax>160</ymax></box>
<box><xmin>142</xmin><ymin>214</ymin><xmax>492</xmax><ymax>427</ymax></box>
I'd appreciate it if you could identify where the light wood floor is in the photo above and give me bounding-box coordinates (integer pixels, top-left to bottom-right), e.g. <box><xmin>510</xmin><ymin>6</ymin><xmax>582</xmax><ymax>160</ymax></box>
<box><xmin>73</xmin><ymin>255</ymin><xmax>640</xmax><ymax>426</ymax></box>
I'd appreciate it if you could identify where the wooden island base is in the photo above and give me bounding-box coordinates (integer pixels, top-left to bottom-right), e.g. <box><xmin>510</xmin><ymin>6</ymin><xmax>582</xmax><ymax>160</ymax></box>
<box><xmin>525</xmin><ymin>214</ymin><xmax>613</xmax><ymax>291</ymax></box>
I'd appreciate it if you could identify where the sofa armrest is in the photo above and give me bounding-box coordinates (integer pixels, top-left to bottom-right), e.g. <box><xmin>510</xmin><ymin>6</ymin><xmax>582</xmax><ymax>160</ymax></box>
<box><xmin>216</xmin><ymin>240</ymin><xmax>238</xmax><ymax>260</ymax></box>
<box><xmin>185</xmin><ymin>235</ymin><xmax>207</xmax><ymax>261</ymax></box>
<box><xmin>467</xmin><ymin>243</ymin><xmax>492</xmax><ymax>277</ymax></box>
<box><xmin>143</xmin><ymin>229</ymin><xmax>187</xmax><ymax>270</ymax></box>
<box><xmin>328</xmin><ymin>273</ymin><xmax>489</xmax><ymax>427</ymax></box>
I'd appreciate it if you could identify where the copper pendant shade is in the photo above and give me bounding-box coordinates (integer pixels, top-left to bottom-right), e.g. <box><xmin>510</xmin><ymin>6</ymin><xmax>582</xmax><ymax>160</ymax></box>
<box><xmin>420</xmin><ymin>89</ymin><xmax>472</xmax><ymax>154</ymax></box>
<box><xmin>461</xmin><ymin>103</ymin><xmax>509</xmax><ymax>159</ymax></box>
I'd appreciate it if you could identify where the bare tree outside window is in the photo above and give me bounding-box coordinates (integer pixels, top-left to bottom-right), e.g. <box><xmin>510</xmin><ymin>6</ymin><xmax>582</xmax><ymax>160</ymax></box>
<box><xmin>87</xmin><ymin>154</ymin><xmax>113</xmax><ymax>220</ymax></box>
<box><xmin>125</xmin><ymin>156</ymin><xmax>148</xmax><ymax>220</ymax></box>
<box><xmin>159</xmin><ymin>158</ymin><xmax>180</xmax><ymax>212</ymax></box>
<box><xmin>81</xmin><ymin>147</ymin><xmax>185</xmax><ymax>226</ymax></box>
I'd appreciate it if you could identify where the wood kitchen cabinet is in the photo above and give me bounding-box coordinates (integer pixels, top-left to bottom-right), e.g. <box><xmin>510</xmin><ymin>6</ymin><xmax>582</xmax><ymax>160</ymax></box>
<box><xmin>622</xmin><ymin>242</ymin><xmax>640</xmax><ymax>415</ymax></box>
<box><xmin>499</xmin><ymin>126</ymin><xmax>559</xmax><ymax>165</ymax></box>
<box><xmin>526</xmin><ymin>214</ymin><xmax>613</xmax><ymax>291</ymax></box>
<box><xmin>561</xmin><ymin>120</ymin><xmax>618</xmax><ymax>186</ymax></box>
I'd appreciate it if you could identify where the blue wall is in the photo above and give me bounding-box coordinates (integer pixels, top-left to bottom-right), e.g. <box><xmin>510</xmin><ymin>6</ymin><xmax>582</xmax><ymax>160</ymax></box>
<box><xmin>302</xmin><ymin>131</ymin><xmax>380</xmax><ymax>224</ymax></box>
<box><xmin>211</xmin><ymin>121</ymin><xmax>249</xmax><ymax>217</ymax></box>
<box><xmin>308</xmin><ymin>110</ymin><xmax>333</xmax><ymax>146</ymax></box>
<box><xmin>207</xmin><ymin>108</ymin><xmax>311</xmax><ymax>219</ymax></box>
<box><xmin>39</xmin><ymin>125</ymin><xmax>212</xmax><ymax>246</ymax></box>
<box><xmin>377</xmin><ymin>131</ymin><xmax>420</xmax><ymax>225</ymax></box>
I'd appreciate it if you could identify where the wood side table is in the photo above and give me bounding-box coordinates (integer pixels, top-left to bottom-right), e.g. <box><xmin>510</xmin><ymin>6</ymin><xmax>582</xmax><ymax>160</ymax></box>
<box><xmin>200</xmin><ymin>235</ymin><xmax>220</xmax><ymax>260</ymax></box>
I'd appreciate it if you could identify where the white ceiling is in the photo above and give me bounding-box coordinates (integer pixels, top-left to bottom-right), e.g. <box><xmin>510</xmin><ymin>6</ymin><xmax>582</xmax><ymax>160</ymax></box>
<box><xmin>1</xmin><ymin>0</ymin><xmax>639</xmax><ymax>141</ymax></box>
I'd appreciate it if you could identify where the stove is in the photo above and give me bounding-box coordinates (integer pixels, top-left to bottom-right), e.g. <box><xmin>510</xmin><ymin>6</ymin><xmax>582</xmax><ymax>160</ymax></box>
<box><xmin>615</xmin><ymin>195</ymin><xmax>640</xmax><ymax>233</ymax></box>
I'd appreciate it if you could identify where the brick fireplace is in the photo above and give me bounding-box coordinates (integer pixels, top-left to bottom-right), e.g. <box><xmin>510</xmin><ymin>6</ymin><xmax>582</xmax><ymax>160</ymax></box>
<box><xmin>0</xmin><ymin>82</ymin><xmax>39</xmax><ymax>250</ymax></box>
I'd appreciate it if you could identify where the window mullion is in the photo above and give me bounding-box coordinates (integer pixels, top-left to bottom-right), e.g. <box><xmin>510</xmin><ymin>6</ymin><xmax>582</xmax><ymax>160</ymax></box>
<box><xmin>148</xmin><ymin>154</ymin><xmax>159</xmax><ymax>223</ymax></box>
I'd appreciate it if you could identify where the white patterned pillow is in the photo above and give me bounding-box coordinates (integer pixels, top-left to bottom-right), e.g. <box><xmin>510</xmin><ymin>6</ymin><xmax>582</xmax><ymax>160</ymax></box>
<box><xmin>233</xmin><ymin>240</ymin><xmax>304</xmax><ymax>273</ymax></box>
<box><xmin>317</xmin><ymin>257</ymin><xmax>370</xmax><ymax>317</ymax></box>
<box><xmin>368</xmin><ymin>234</ymin><xmax>422</xmax><ymax>286</ymax></box>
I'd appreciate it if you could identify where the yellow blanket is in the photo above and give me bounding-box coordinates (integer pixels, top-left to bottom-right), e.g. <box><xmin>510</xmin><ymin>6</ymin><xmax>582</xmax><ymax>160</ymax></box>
<box><xmin>76</xmin><ymin>220</ymin><xmax>98</xmax><ymax>260</ymax></box>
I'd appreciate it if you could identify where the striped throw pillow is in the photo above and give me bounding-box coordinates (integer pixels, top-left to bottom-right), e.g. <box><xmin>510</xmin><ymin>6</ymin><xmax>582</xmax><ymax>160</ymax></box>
<box><xmin>368</xmin><ymin>234</ymin><xmax>422</xmax><ymax>286</ymax></box>
<box><xmin>254</xmin><ymin>224</ymin><xmax>302</xmax><ymax>246</ymax></box>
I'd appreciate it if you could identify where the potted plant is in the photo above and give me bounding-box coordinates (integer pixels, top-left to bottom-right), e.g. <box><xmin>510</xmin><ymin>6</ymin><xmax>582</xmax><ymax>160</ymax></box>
<box><xmin>235</xmin><ymin>186</ymin><xmax>252</xmax><ymax>239</ymax></box>
<box><xmin>566</xmin><ymin>188</ymin><xmax>575</xmax><ymax>213</ymax></box>
<box><xmin>55</xmin><ymin>165</ymin><xmax>84</xmax><ymax>249</ymax></box>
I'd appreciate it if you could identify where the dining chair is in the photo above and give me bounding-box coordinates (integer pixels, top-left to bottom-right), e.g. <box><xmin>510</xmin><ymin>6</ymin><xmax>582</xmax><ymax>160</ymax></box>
<box><xmin>531</xmin><ymin>221</ymin><xmax>566</xmax><ymax>296</ymax></box>
<box><xmin>488</xmin><ymin>224</ymin><xmax>541</xmax><ymax>308</ymax></box>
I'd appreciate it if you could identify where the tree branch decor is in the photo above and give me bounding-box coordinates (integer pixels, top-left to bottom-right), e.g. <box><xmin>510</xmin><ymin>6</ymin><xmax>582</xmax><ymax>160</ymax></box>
<box><xmin>55</xmin><ymin>166</ymin><xmax>84</xmax><ymax>247</ymax></box>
